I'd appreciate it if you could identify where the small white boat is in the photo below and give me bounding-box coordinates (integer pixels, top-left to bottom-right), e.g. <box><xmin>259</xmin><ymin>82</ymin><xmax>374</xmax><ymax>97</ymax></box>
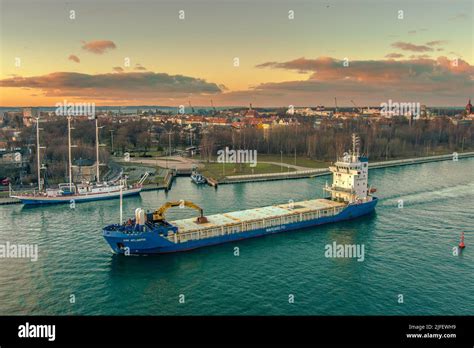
<box><xmin>190</xmin><ymin>172</ymin><xmax>207</xmax><ymax>185</ymax></box>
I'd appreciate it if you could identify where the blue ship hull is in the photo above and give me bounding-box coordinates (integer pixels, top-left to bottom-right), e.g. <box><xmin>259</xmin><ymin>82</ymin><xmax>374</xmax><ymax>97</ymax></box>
<box><xmin>17</xmin><ymin>190</ymin><xmax>141</xmax><ymax>206</ymax></box>
<box><xmin>103</xmin><ymin>198</ymin><xmax>378</xmax><ymax>255</ymax></box>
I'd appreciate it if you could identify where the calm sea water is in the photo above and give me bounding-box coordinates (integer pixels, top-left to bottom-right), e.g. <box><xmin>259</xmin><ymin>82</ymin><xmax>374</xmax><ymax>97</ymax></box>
<box><xmin>0</xmin><ymin>159</ymin><xmax>473</xmax><ymax>315</ymax></box>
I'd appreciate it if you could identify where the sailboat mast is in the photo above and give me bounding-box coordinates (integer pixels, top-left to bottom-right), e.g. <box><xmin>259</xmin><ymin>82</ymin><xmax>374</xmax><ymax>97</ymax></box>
<box><xmin>68</xmin><ymin>116</ymin><xmax>73</xmax><ymax>191</ymax></box>
<box><xmin>36</xmin><ymin>117</ymin><xmax>41</xmax><ymax>191</ymax></box>
<box><xmin>119</xmin><ymin>182</ymin><xmax>123</xmax><ymax>224</ymax></box>
<box><xmin>95</xmin><ymin>118</ymin><xmax>100</xmax><ymax>182</ymax></box>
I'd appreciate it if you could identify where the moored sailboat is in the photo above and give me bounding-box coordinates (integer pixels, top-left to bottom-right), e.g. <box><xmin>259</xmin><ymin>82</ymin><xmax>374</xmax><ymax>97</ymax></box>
<box><xmin>10</xmin><ymin>116</ymin><xmax>147</xmax><ymax>205</ymax></box>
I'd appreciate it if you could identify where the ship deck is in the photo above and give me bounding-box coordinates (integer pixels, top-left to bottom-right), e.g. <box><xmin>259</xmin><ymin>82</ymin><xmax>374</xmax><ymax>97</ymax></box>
<box><xmin>170</xmin><ymin>198</ymin><xmax>346</xmax><ymax>233</ymax></box>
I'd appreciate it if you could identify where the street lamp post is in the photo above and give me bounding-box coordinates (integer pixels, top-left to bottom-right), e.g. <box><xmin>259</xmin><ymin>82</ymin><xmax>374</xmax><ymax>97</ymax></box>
<box><xmin>110</xmin><ymin>130</ymin><xmax>114</xmax><ymax>154</ymax></box>
<box><xmin>166</xmin><ymin>131</ymin><xmax>172</xmax><ymax>169</ymax></box>
<box><xmin>280</xmin><ymin>150</ymin><xmax>283</xmax><ymax>172</ymax></box>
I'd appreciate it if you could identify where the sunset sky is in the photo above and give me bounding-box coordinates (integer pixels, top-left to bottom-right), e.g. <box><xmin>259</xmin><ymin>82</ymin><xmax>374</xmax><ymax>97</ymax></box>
<box><xmin>0</xmin><ymin>0</ymin><xmax>472</xmax><ymax>107</ymax></box>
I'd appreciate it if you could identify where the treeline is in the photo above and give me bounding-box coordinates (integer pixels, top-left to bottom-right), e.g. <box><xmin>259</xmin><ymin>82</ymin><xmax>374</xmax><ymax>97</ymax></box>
<box><xmin>112</xmin><ymin>121</ymin><xmax>152</xmax><ymax>154</ymax></box>
<box><xmin>200</xmin><ymin>117</ymin><xmax>473</xmax><ymax>161</ymax></box>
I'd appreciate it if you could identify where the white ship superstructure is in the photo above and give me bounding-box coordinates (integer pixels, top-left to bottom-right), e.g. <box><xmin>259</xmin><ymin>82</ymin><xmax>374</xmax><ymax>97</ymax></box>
<box><xmin>324</xmin><ymin>134</ymin><xmax>372</xmax><ymax>204</ymax></box>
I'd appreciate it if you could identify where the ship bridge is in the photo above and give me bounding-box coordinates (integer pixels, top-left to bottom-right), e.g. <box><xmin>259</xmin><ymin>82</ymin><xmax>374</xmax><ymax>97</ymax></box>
<box><xmin>324</xmin><ymin>134</ymin><xmax>372</xmax><ymax>204</ymax></box>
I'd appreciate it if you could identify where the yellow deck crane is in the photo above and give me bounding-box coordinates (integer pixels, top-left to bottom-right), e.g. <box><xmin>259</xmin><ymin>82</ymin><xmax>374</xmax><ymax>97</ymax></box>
<box><xmin>151</xmin><ymin>200</ymin><xmax>209</xmax><ymax>224</ymax></box>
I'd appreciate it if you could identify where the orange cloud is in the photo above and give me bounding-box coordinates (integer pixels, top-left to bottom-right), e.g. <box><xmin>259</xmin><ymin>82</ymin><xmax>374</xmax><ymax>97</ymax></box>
<box><xmin>81</xmin><ymin>40</ymin><xmax>117</xmax><ymax>54</ymax></box>
<box><xmin>426</xmin><ymin>40</ymin><xmax>449</xmax><ymax>46</ymax></box>
<box><xmin>243</xmin><ymin>55</ymin><xmax>474</xmax><ymax>106</ymax></box>
<box><xmin>385</xmin><ymin>53</ymin><xmax>404</xmax><ymax>59</ymax></box>
<box><xmin>391</xmin><ymin>41</ymin><xmax>433</xmax><ymax>52</ymax></box>
<box><xmin>0</xmin><ymin>71</ymin><xmax>222</xmax><ymax>102</ymax></box>
<box><xmin>256</xmin><ymin>56</ymin><xmax>472</xmax><ymax>83</ymax></box>
<box><xmin>68</xmin><ymin>54</ymin><xmax>80</xmax><ymax>63</ymax></box>
<box><xmin>409</xmin><ymin>54</ymin><xmax>432</xmax><ymax>59</ymax></box>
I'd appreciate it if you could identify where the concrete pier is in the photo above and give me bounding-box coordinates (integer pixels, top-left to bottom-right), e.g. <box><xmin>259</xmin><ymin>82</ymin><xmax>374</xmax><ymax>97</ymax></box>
<box><xmin>218</xmin><ymin>152</ymin><xmax>474</xmax><ymax>185</ymax></box>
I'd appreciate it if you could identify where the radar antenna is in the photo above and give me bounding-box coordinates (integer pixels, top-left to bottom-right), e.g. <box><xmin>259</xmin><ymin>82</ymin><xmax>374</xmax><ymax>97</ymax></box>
<box><xmin>351</xmin><ymin>133</ymin><xmax>360</xmax><ymax>157</ymax></box>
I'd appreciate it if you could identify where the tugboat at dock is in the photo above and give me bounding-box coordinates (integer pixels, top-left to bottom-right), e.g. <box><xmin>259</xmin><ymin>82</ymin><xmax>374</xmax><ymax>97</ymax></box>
<box><xmin>103</xmin><ymin>134</ymin><xmax>378</xmax><ymax>255</ymax></box>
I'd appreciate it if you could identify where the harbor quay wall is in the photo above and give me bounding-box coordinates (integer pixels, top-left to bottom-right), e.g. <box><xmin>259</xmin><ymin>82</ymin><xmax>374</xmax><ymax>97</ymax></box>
<box><xmin>219</xmin><ymin>152</ymin><xmax>474</xmax><ymax>184</ymax></box>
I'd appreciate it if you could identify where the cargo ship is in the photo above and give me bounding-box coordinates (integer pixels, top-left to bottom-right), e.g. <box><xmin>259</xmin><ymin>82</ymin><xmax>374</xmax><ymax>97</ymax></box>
<box><xmin>103</xmin><ymin>135</ymin><xmax>377</xmax><ymax>254</ymax></box>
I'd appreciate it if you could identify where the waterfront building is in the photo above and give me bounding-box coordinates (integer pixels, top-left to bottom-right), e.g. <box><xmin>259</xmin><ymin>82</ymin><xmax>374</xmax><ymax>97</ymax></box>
<box><xmin>466</xmin><ymin>99</ymin><xmax>473</xmax><ymax>115</ymax></box>
<box><xmin>244</xmin><ymin>104</ymin><xmax>259</xmax><ymax>118</ymax></box>
<box><xmin>22</xmin><ymin>107</ymin><xmax>38</xmax><ymax>127</ymax></box>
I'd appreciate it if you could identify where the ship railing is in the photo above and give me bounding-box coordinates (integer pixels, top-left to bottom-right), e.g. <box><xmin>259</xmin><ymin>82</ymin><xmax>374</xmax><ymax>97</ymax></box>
<box><xmin>324</xmin><ymin>185</ymin><xmax>354</xmax><ymax>194</ymax></box>
<box><xmin>336</xmin><ymin>157</ymin><xmax>352</xmax><ymax>163</ymax></box>
<box><xmin>8</xmin><ymin>185</ymin><xmax>48</xmax><ymax>197</ymax></box>
<box><xmin>369</xmin><ymin>152</ymin><xmax>474</xmax><ymax>168</ymax></box>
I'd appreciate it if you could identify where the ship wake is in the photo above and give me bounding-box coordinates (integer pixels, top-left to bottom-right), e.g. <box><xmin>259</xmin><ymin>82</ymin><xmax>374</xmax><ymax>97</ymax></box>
<box><xmin>380</xmin><ymin>182</ymin><xmax>474</xmax><ymax>207</ymax></box>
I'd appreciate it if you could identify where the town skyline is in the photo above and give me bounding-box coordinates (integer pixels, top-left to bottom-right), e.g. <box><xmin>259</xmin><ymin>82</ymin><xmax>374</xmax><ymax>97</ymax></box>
<box><xmin>0</xmin><ymin>0</ymin><xmax>472</xmax><ymax>107</ymax></box>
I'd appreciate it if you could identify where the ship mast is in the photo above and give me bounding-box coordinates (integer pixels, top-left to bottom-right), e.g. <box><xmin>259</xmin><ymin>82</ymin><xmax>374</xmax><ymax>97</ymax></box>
<box><xmin>67</xmin><ymin>116</ymin><xmax>74</xmax><ymax>191</ymax></box>
<box><xmin>95</xmin><ymin>117</ymin><xmax>104</xmax><ymax>182</ymax></box>
<box><xmin>35</xmin><ymin>117</ymin><xmax>45</xmax><ymax>191</ymax></box>
<box><xmin>351</xmin><ymin>133</ymin><xmax>360</xmax><ymax>161</ymax></box>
